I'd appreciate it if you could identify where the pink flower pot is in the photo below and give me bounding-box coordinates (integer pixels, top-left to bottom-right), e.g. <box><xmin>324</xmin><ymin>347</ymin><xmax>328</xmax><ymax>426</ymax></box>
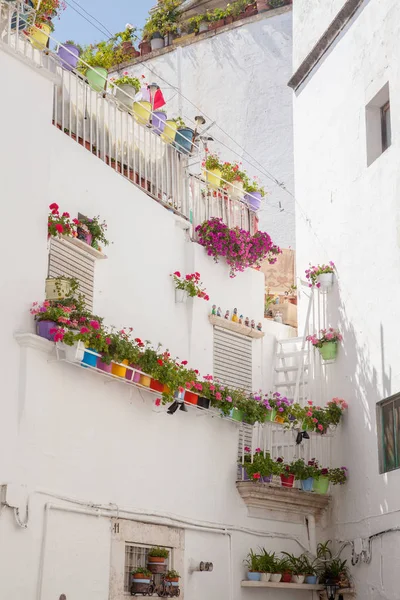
<box><xmin>97</xmin><ymin>356</ymin><xmax>112</xmax><ymax>373</ymax></box>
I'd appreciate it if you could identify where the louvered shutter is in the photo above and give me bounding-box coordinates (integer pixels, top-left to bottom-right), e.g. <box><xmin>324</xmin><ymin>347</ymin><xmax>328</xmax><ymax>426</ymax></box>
<box><xmin>48</xmin><ymin>237</ymin><xmax>95</xmax><ymax>310</ymax></box>
<box><xmin>213</xmin><ymin>327</ymin><xmax>253</xmax><ymax>392</ymax></box>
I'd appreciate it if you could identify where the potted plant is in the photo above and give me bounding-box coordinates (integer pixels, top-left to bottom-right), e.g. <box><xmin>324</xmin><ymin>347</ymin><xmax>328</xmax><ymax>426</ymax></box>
<box><xmin>312</xmin><ymin>464</ymin><xmax>330</xmax><ymax>495</ymax></box>
<box><xmin>207</xmin><ymin>7</ymin><xmax>226</xmax><ymax>30</ymax></box>
<box><xmin>275</xmin><ymin>458</ymin><xmax>296</xmax><ymax>488</ymax></box>
<box><xmin>139</xmin><ymin>39</ymin><xmax>152</xmax><ymax>55</ymax></box>
<box><xmin>203</xmin><ymin>153</ymin><xmax>222</xmax><ymax>188</ymax></box>
<box><xmin>244</xmin><ymin>549</ymin><xmax>262</xmax><ymax>581</ymax></box>
<box><xmin>301</xmin><ymin>555</ymin><xmax>319</xmax><ymax>585</ymax></box>
<box><xmin>30</xmin><ymin>300</ymin><xmax>71</xmax><ymax>341</ymax></box>
<box><xmin>174</xmin><ymin>116</ymin><xmax>195</xmax><ymax>155</ymax></box>
<box><xmin>188</xmin><ymin>14</ymin><xmax>209</xmax><ymax>34</ymax></box>
<box><xmin>318</xmin><ymin>544</ymin><xmax>349</xmax><ymax>589</ymax></box>
<box><xmin>306</xmin><ymin>328</ymin><xmax>342</xmax><ymax>361</ymax></box>
<box><xmin>132</xmin><ymin>567</ymin><xmax>152</xmax><ymax>583</ymax></box>
<box><xmin>58</xmin><ymin>40</ymin><xmax>82</xmax><ymax>71</ymax></box>
<box><xmin>279</xmin><ymin>557</ymin><xmax>293</xmax><ymax>583</ymax></box>
<box><xmin>269</xmin><ymin>557</ymin><xmax>284</xmax><ymax>583</ymax></box>
<box><xmin>152</xmin><ymin>108</ymin><xmax>168</xmax><ymax>135</ymax></box>
<box><xmin>137</xmin><ymin>343</ymin><xmax>163</xmax><ymax>388</ymax></box>
<box><xmin>282</xmin><ymin>553</ymin><xmax>306</xmax><ymax>584</ymax></box>
<box><xmin>131</xmin><ymin>567</ymin><xmax>153</xmax><ymax>595</ymax></box>
<box><xmin>239</xmin><ymin>449</ymin><xmax>276</xmax><ymax>483</ymax></box>
<box><xmin>78</xmin><ymin>215</ymin><xmax>110</xmax><ymax>251</ymax></box>
<box><xmin>161</xmin><ymin>116</ymin><xmax>181</xmax><ymax>144</ymax></box>
<box><xmin>111</xmin><ymin>72</ymin><xmax>141</xmax><ymax>110</ymax></box>
<box><xmin>243</xmin><ymin>176</ymin><xmax>266</xmax><ymax>211</ymax></box>
<box><xmin>147</xmin><ymin>547</ymin><xmax>169</xmax><ymax>574</ymax></box>
<box><xmin>170</xmin><ymin>271</ymin><xmax>210</xmax><ymax>303</ymax></box>
<box><xmin>258</xmin><ymin>549</ymin><xmax>276</xmax><ymax>582</ymax></box>
<box><xmin>31</xmin><ymin>0</ymin><xmax>64</xmax><ymax>49</ymax></box>
<box><xmin>220</xmin><ymin>161</ymin><xmax>246</xmax><ymax>199</ymax></box>
<box><xmin>263</xmin><ymin>392</ymin><xmax>293</xmax><ymax>423</ymax></box>
<box><xmin>287</xmin><ymin>458</ymin><xmax>316</xmax><ymax>492</ymax></box>
<box><xmin>48</xmin><ymin>203</ymin><xmax>80</xmax><ymax>239</ymax></box>
<box><xmin>45</xmin><ymin>276</ymin><xmax>79</xmax><ymax>301</ymax></box>
<box><xmin>305</xmin><ymin>262</ymin><xmax>335</xmax><ymax>290</ymax></box>
<box><xmin>143</xmin><ymin>0</ymin><xmax>181</xmax><ymax>50</ymax></box>
<box><xmin>164</xmin><ymin>570</ymin><xmax>180</xmax><ymax>586</ymax></box>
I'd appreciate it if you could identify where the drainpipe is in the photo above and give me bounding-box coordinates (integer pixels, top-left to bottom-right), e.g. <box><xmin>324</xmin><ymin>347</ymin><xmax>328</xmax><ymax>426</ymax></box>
<box><xmin>307</xmin><ymin>514</ymin><xmax>317</xmax><ymax>555</ymax></box>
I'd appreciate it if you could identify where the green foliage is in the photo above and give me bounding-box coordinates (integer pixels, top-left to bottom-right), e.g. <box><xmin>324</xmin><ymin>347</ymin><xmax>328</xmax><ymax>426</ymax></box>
<box><xmin>172</xmin><ymin>116</ymin><xmax>186</xmax><ymax>129</ymax></box>
<box><xmin>78</xmin><ymin>27</ymin><xmax>139</xmax><ymax>74</ymax></box>
<box><xmin>243</xmin><ymin>175</ymin><xmax>266</xmax><ymax>197</ymax></box>
<box><xmin>148</xmin><ymin>547</ymin><xmax>169</xmax><ymax>558</ymax></box>
<box><xmin>111</xmin><ymin>75</ymin><xmax>141</xmax><ymax>92</ymax></box>
<box><xmin>165</xmin><ymin>570</ymin><xmax>180</xmax><ymax>579</ymax></box>
<box><xmin>132</xmin><ymin>567</ymin><xmax>152</xmax><ymax>577</ymax></box>
<box><xmin>79</xmin><ymin>215</ymin><xmax>109</xmax><ymax>247</ymax></box>
<box><xmin>187</xmin><ymin>13</ymin><xmax>208</xmax><ymax>33</ymax></box>
<box><xmin>258</xmin><ymin>549</ymin><xmax>276</xmax><ymax>573</ymax></box>
<box><xmin>244</xmin><ymin>549</ymin><xmax>261</xmax><ymax>572</ymax></box>
<box><xmin>143</xmin><ymin>0</ymin><xmax>182</xmax><ymax>38</ymax></box>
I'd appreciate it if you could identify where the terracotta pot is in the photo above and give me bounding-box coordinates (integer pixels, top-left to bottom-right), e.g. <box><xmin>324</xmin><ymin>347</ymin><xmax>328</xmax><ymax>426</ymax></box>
<box><xmin>256</xmin><ymin>0</ymin><xmax>269</xmax><ymax>11</ymax></box>
<box><xmin>225</xmin><ymin>15</ymin><xmax>234</xmax><ymax>24</ymax></box>
<box><xmin>245</xmin><ymin>3</ymin><xmax>258</xmax><ymax>16</ymax></box>
<box><xmin>147</xmin><ymin>562</ymin><xmax>167</xmax><ymax>574</ymax></box>
<box><xmin>148</xmin><ymin>557</ymin><xmax>166</xmax><ymax>564</ymax></box>
<box><xmin>133</xmin><ymin>573</ymin><xmax>151</xmax><ymax>580</ymax></box>
<box><xmin>139</xmin><ymin>40</ymin><xmax>151</xmax><ymax>56</ymax></box>
<box><xmin>165</xmin><ymin>578</ymin><xmax>179</xmax><ymax>583</ymax></box>
<box><xmin>208</xmin><ymin>19</ymin><xmax>225</xmax><ymax>30</ymax></box>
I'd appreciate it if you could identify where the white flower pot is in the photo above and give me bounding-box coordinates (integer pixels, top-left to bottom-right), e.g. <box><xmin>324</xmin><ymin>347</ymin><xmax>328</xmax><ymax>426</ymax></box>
<box><xmin>317</xmin><ymin>272</ymin><xmax>333</xmax><ymax>290</ymax></box>
<box><xmin>292</xmin><ymin>575</ymin><xmax>305</xmax><ymax>584</ymax></box>
<box><xmin>227</xmin><ymin>181</ymin><xmax>244</xmax><ymax>200</ymax></box>
<box><xmin>151</xmin><ymin>37</ymin><xmax>164</xmax><ymax>51</ymax></box>
<box><xmin>269</xmin><ymin>573</ymin><xmax>282</xmax><ymax>583</ymax></box>
<box><xmin>260</xmin><ymin>573</ymin><xmax>271</xmax><ymax>582</ymax></box>
<box><xmin>115</xmin><ymin>83</ymin><xmax>137</xmax><ymax>110</ymax></box>
<box><xmin>175</xmin><ymin>289</ymin><xmax>188</xmax><ymax>303</ymax></box>
<box><xmin>199</xmin><ymin>21</ymin><xmax>208</xmax><ymax>33</ymax></box>
<box><xmin>58</xmin><ymin>341</ymin><xmax>85</xmax><ymax>363</ymax></box>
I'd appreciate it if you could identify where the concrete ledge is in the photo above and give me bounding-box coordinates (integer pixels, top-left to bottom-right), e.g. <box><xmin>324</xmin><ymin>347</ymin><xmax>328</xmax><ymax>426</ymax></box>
<box><xmin>236</xmin><ymin>481</ymin><xmax>330</xmax><ymax>522</ymax></box>
<box><xmin>209</xmin><ymin>315</ymin><xmax>265</xmax><ymax>338</ymax></box>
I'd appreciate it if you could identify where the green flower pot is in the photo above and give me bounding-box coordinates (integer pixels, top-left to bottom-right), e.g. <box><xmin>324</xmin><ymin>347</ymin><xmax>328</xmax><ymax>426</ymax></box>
<box><xmin>318</xmin><ymin>341</ymin><xmax>338</xmax><ymax>361</ymax></box>
<box><xmin>265</xmin><ymin>408</ymin><xmax>277</xmax><ymax>422</ymax></box>
<box><xmin>86</xmin><ymin>66</ymin><xmax>107</xmax><ymax>92</ymax></box>
<box><xmin>231</xmin><ymin>408</ymin><xmax>244</xmax><ymax>422</ymax></box>
<box><xmin>313</xmin><ymin>476</ymin><xmax>330</xmax><ymax>494</ymax></box>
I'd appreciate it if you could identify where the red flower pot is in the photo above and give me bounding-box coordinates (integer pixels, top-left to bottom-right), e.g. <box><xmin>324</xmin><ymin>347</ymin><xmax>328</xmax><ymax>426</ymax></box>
<box><xmin>281</xmin><ymin>572</ymin><xmax>292</xmax><ymax>583</ymax></box>
<box><xmin>150</xmin><ymin>379</ymin><xmax>164</xmax><ymax>392</ymax></box>
<box><xmin>184</xmin><ymin>390</ymin><xmax>198</xmax><ymax>405</ymax></box>
<box><xmin>208</xmin><ymin>19</ymin><xmax>225</xmax><ymax>30</ymax></box>
<box><xmin>280</xmin><ymin>474</ymin><xmax>295</xmax><ymax>488</ymax></box>
<box><xmin>139</xmin><ymin>40</ymin><xmax>151</xmax><ymax>56</ymax></box>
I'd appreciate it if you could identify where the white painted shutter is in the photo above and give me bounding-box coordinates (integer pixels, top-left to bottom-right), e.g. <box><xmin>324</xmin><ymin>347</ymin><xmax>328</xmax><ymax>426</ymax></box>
<box><xmin>48</xmin><ymin>237</ymin><xmax>95</xmax><ymax>310</ymax></box>
<box><xmin>213</xmin><ymin>327</ymin><xmax>253</xmax><ymax>391</ymax></box>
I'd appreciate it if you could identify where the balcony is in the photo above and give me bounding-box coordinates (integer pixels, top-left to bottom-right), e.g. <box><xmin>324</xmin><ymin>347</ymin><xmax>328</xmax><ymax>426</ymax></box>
<box><xmin>0</xmin><ymin>1</ymin><xmax>257</xmax><ymax>236</ymax></box>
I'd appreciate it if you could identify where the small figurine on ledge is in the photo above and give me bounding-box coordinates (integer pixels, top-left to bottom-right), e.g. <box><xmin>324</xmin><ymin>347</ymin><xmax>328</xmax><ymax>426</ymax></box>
<box><xmin>250</xmin><ymin>319</ymin><xmax>255</xmax><ymax>329</ymax></box>
<box><xmin>256</xmin><ymin>322</ymin><xmax>262</xmax><ymax>331</ymax></box>
<box><xmin>224</xmin><ymin>310</ymin><xmax>230</xmax><ymax>320</ymax></box>
<box><xmin>239</xmin><ymin>314</ymin><xmax>244</xmax><ymax>325</ymax></box>
<box><xmin>217</xmin><ymin>306</ymin><xmax>222</xmax><ymax>317</ymax></box>
<box><xmin>211</xmin><ymin>304</ymin><xmax>217</xmax><ymax>316</ymax></box>
<box><xmin>232</xmin><ymin>308</ymin><xmax>239</xmax><ymax>323</ymax></box>
<box><xmin>245</xmin><ymin>317</ymin><xmax>250</xmax><ymax>327</ymax></box>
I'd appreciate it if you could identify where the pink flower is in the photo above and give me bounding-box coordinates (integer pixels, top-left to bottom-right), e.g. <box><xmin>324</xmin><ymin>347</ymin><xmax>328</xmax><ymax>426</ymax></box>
<box><xmin>307</xmin><ymin>400</ymin><xmax>313</xmax><ymax>405</ymax></box>
<box><xmin>306</xmin><ymin>411</ymin><xmax>312</xmax><ymax>417</ymax></box>
<box><xmin>106</xmin><ymin>337</ymin><xmax>111</xmax><ymax>345</ymax></box>
<box><xmin>312</xmin><ymin>418</ymin><xmax>318</xmax><ymax>423</ymax></box>
<box><xmin>253</xmin><ymin>473</ymin><xmax>261</xmax><ymax>480</ymax></box>
<box><xmin>173</xmin><ymin>271</ymin><xmax>181</xmax><ymax>277</ymax></box>
<box><xmin>215</xmin><ymin>392</ymin><xmax>222</xmax><ymax>400</ymax></box>
<box><xmin>80</xmin><ymin>326</ymin><xmax>89</xmax><ymax>334</ymax></box>
<box><xmin>155</xmin><ymin>398</ymin><xmax>161</xmax><ymax>407</ymax></box>
<box><xmin>255</xmin><ymin>448</ymin><xmax>261</xmax><ymax>453</ymax></box>
<box><xmin>244</xmin><ymin>446</ymin><xmax>251</xmax><ymax>452</ymax></box>
<box><xmin>90</xmin><ymin>320</ymin><xmax>100</xmax><ymax>330</ymax></box>
<box><xmin>342</xmin><ymin>401</ymin><xmax>348</xmax><ymax>409</ymax></box>
<box><xmin>226</xmin><ymin>396</ymin><xmax>232</xmax><ymax>403</ymax></box>
<box><xmin>209</xmin><ymin>384</ymin><xmax>215</xmax><ymax>392</ymax></box>
<box><xmin>194</xmin><ymin>383</ymin><xmax>203</xmax><ymax>391</ymax></box>
<box><xmin>318</xmin><ymin>424</ymin><xmax>324</xmax><ymax>431</ymax></box>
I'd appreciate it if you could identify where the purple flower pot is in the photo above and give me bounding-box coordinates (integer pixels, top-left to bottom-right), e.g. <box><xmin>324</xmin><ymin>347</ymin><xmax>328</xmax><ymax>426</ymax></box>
<box><xmin>152</xmin><ymin>111</ymin><xmax>167</xmax><ymax>135</ymax></box>
<box><xmin>244</xmin><ymin>191</ymin><xmax>262</xmax><ymax>211</ymax></box>
<box><xmin>97</xmin><ymin>356</ymin><xmax>112</xmax><ymax>373</ymax></box>
<box><xmin>37</xmin><ymin>320</ymin><xmax>57</xmax><ymax>341</ymax></box>
<box><xmin>239</xmin><ymin>465</ymin><xmax>250</xmax><ymax>481</ymax></box>
<box><xmin>262</xmin><ymin>475</ymin><xmax>273</xmax><ymax>483</ymax></box>
<box><xmin>58</xmin><ymin>43</ymin><xmax>81</xmax><ymax>71</ymax></box>
<box><xmin>126</xmin><ymin>364</ymin><xmax>140</xmax><ymax>382</ymax></box>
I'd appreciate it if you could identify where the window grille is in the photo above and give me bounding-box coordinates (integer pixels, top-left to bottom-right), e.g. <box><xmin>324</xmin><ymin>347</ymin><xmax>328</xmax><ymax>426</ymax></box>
<box><xmin>48</xmin><ymin>237</ymin><xmax>95</xmax><ymax>310</ymax></box>
<box><xmin>213</xmin><ymin>327</ymin><xmax>253</xmax><ymax>392</ymax></box>
<box><xmin>124</xmin><ymin>543</ymin><xmax>172</xmax><ymax>594</ymax></box>
<box><xmin>378</xmin><ymin>394</ymin><xmax>400</xmax><ymax>473</ymax></box>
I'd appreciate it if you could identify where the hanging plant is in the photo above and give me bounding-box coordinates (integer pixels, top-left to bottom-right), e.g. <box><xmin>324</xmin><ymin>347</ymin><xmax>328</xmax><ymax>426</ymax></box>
<box><xmin>171</xmin><ymin>271</ymin><xmax>210</xmax><ymax>300</ymax></box>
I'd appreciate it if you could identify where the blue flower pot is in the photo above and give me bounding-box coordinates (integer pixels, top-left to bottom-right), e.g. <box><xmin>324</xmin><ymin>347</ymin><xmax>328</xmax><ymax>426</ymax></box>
<box><xmin>247</xmin><ymin>572</ymin><xmax>261</xmax><ymax>581</ymax></box>
<box><xmin>305</xmin><ymin>575</ymin><xmax>318</xmax><ymax>584</ymax></box>
<box><xmin>82</xmin><ymin>348</ymin><xmax>97</xmax><ymax>368</ymax></box>
<box><xmin>175</xmin><ymin>127</ymin><xmax>194</xmax><ymax>155</ymax></box>
<box><xmin>301</xmin><ymin>477</ymin><xmax>314</xmax><ymax>492</ymax></box>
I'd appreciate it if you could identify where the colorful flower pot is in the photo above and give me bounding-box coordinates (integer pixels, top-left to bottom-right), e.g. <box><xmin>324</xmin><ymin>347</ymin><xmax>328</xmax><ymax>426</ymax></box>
<box><xmin>281</xmin><ymin>572</ymin><xmax>292</xmax><ymax>583</ymax></box>
<box><xmin>305</xmin><ymin>575</ymin><xmax>318</xmax><ymax>584</ymax></box>
<box><xmin>239</xmin><ymin>465</ymin><xmax>250</xmax><ymax>481</ymax></box>
<box><xmin>29</xmin><ymin>22</ymin><xmax>51</xmax><ymax>50</ymax></box>
<box><xmin>126</xmin><ymin>364</ymin><xmax>140</xmax><ymax>382</ymax></box>
<box><xmin>313</xmin><ymin>476</ymin><xmax>330</xmax><ymax>495</ymax></box>
<box><xmin>265</xmin><ymin>408</ymin><xmax>277</xmax><ymax>422</ymax></box>
<box><xmin>280</xmin><ymin>474</ymin><xmax>295</xmax><ymax>488</ymax></box>
<box><xmin>318</xmin><ymin>341</ymin><xmax>338</xmax><ymax>361</ymax></box>
<box><xmin>82</xmin><ymin>348</ymin><xmax>97</xmax><ymax>368</ymax></box>
<box><xmin>111</xmin><ymin>359</ymin><xmax>129</xmax><ymax>378</ymax></box>
<box><xmin>175</xmin><ymin>127</ymin><xmax>195</xmax><ymax>155</ymax></box>
<box><xmin>247</xmin><ymin>572</ymin><xmax>261</xmax><ymax>581</ymax></box>
<box><xmin>269</xmin><ymin>574</ymin><xmax>282</xmax><ymax>583</ymax></box>
<box><xmin>262</xmin><ymin>474</ymin><xmax>273</xmax><ymax>483</ymax></box>
<box><xmin>45</xmin><ymin>278</ymin><xmax>72</xmax><ymax>300</ymax></box>
<box><xmin>97</xmin><ymin>356</ymin><xmax>112</xmax><ymax>373</ymax></box>
<box><xmin>36</xmin><ymin>320</ymin><xmax>57</xmax><ymax>341</ymax></box>
<box><xmin>230</xmin><ymin>408</ymin><xmax>244</xmax><ymax>421</ymax></box>
<box><xmin>152</xmin><ymin>111</ymin><xmax>167</xmax><ymax>135</ymax></box>
<box><xmin>244</xmin><ymin>191</ymin><xmax>262</xmax><ymax>211</ymax></box>
<box><xmin>184</xmin><ymin>390</ymin><xmax>198</xmax><ymax>405</ymax></box>
<box><xmin>204</xmin><ymin>168</ymin><xmax>222</xmax><ymax>189</ymax></box>
<box><xmin>301</xmin><ymin>477</ymin><xmax>314</xmax><ymax>492</ymax></box>
<box><xmin>274</xmin><ymin>415</ymin><xmax>285</xmax><ymax>424</ymax></box>
<box><xmin>133</xmin><ymin>101</ymin><xmax>151</xmax><ymax>125</ymax></box>
<box><xmin>161</xmin><ymin>120</ymin><xmax>178</xmax><ymax>144</ymax></box>
<box><xmin>150</xmin><ymin>379</ymin><xmax>164</xmax><ymax>392</ymax></box>
<box><xmin>115</xmin><ymin>83</ymin><xmax>137</xmax><ymax>110</ymax></box>
<box><xmin>197</xmin><ymin>396</ymin><xmax>210</xmax><ymax>409</ymax></box>
<box><xmin>139</xmin><ymin>374</ymin><xmax>152</xmax><ymax>387</ymax></box>
<box><xmin>58</xmin><ymin>43</ymin><xmax>80</xmax><ymax>71</ymax></box>
<box><xmin>86</xmin><ymin>66</ymin><xmax>107</xmax><ymax>93</ymax></box>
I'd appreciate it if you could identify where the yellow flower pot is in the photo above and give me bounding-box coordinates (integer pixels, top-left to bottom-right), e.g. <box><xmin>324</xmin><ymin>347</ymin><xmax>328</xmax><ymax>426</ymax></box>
<box><xmin>133</xmin><ymin>101</ymin><xmax>151</xmax><ymax>125</ymax></box>
<box><xmin>161</xmin><ymin>120</ymin><xmax>178</xmax><ymax>144</ymax></box>
<box><xmin>204</xmin><ymin>168</ymin><xmax>222</xmax><ymax>189</ymax></box>
<box><xmin>111</xmin><ymin>359</ymin><xmax>129</xmax><ymax>378</ymax></box>
<box><xmin>139</xmin><ymin>374</ymin><xmax>152</xmax><ymax>387</ymax></box>
<box><xmin>30</xmin><ymin>23</ymin><xmax>51</xmax><ymax>50</ymax></box>
<box><xmin>274</xmin><ymin>415</ymin><xmax>285</xmax><ymax>424</ymax></box>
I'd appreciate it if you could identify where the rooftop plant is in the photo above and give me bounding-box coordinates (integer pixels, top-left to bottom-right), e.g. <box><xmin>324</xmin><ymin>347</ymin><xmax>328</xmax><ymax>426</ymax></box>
<box><xmin>143</xmin><ymin>0</ymin><xmax>182</xmax><ymax>38</ymax></box>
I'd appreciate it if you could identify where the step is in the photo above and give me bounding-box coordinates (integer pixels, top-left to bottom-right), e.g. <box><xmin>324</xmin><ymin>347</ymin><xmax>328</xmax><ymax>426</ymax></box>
<box><xmin>275</xmin><ymin>380</ymin><xmax>308</xmax><ymax>387</ymax></box>
<box><xmin>277</xmin><ymin>337</ymin><xmax>303</xmax><ymax>344</ymax></box>
<box><xmin>276</xmin><ymin>351</ymin><xmax>307</xmax><ymax>358</ymax></box>
<box><xmin>274</xmin><ymin>365</ymin><xmax>309</xmax><ymax>373</ymax></box>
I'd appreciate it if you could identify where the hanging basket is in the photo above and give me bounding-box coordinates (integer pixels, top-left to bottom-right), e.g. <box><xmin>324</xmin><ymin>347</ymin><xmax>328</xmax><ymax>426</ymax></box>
<box><xmin>318</xmin><ymin>341</ymin><xmax>338</xmax><ymax>361</ymax></box>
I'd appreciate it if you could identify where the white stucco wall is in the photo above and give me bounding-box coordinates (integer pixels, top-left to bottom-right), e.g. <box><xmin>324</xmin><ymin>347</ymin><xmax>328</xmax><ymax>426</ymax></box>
<box><xmin>293</xmin><ymin>0</ymin><xmax>400</xmax><ymax>597</ymax></box>
<box><xmin>0</xmin><ymin>48</ymin><xmax>307</xmax><ymax>600</ymax></box>
<box><xmin>112</xmin><ymin>10</ymin><xmax>295</xmax><ymax>249</ymax></box>
<box><xmin>292</xmin><ymin>0</ymin><xmax>346</xmax><ymax>68</ymax></box>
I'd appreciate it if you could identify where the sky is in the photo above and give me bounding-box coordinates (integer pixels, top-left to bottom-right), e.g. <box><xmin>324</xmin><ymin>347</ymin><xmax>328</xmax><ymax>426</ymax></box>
<box><xmin>53</xmin><ymin>0</ymin><xmax>155</xmax><ymax>46</ymax></box>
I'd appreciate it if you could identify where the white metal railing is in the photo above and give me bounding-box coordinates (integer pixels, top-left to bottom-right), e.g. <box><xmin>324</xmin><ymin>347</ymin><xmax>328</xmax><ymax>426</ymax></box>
<box><xmin>0</xmin><ymin>0</ymin><xmax>257</xmax><ymax>234</ymax></box>
<box><xmin>238</xmin><ymin>421</ymin><xmax>333</xmax><ymax>484</ymax></box>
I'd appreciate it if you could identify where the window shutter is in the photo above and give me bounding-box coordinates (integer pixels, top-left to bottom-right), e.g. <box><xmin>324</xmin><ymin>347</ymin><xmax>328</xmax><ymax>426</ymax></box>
<box><xmin>213</xmin><ymin>327</ymin><xmax>253</xmax><ymax>392</ymax></box>
<box><xmin>48</xmin><ymin>237</ymin><xmax>95</xmax><ymax>310</ymax></box>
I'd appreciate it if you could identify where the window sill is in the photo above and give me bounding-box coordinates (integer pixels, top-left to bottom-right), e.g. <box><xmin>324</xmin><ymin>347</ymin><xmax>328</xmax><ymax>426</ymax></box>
<box><xmin>209</xmin><ymin>315</ymin><xmax>265</xmax><ymax>339</ymax></box>
<box><xmin>60</xmin><ymin>234</ymin><xmax>107</xmax><ymax>259</ymax></box>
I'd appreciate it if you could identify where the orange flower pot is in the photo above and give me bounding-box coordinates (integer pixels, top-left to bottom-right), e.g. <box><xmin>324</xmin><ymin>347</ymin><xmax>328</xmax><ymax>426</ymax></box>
<box><xmin>148</xmin><ymin>556</ymin><xmax>166</xmax><ymax>564</ymax></box>
<box><xmin>184</xmin><ymin>390</ymin><xmax>198</xmax><ymax>405</ymax></box>
<box><xmin>150</xmin><ymin>379</ymin><xmax>164</xmax><ymax>392</ymax></box>
<box><xmin>139</xmin><ymin>374</ymin><xmax>151</xmax><ymax>387</ymax></box>
<box><xmin>111</xmin><ymin>359</ymin><xmax>129</xmax><ymax>378</ymax></box>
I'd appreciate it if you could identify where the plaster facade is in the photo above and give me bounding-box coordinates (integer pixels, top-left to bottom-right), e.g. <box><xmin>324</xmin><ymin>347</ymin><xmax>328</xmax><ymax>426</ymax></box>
<box><xmin>0</xmin><ymin>47</ymin><xmax>308</xmax><ymax>600</ymax></box>
<box><xmin>293</xmin><ymin>0</ymin><xmax>400</xmax><ymax>597</ymax></box>
<box><xmin>112</xmin><ymin>9</ymin><xmax>295</xmax><ymax>249</ymax></box>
